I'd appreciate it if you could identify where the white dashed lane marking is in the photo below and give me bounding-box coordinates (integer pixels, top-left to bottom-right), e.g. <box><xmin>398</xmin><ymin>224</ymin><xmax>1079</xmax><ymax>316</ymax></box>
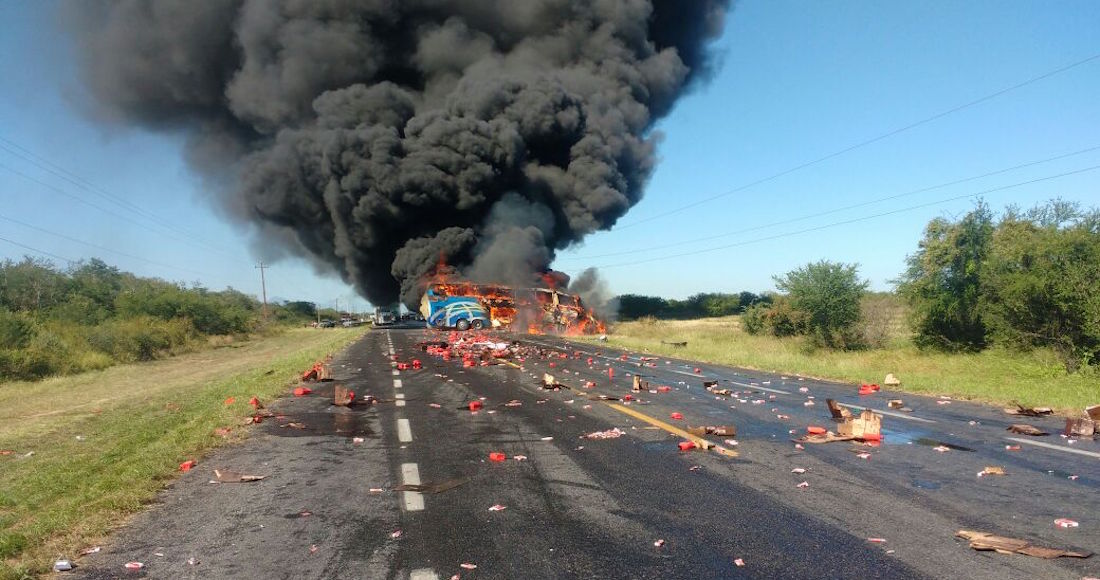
<box><xmin>401</xmin><ymin>463</ymin><xmax>424</xmax><ymax>511</ymax></box>
<box><xmin>397</xmin><ymin>419</ymin><xmax>413</xmax><ymax>443</ymax></box>
<box><xmin>1005</xmin><ymin>437</ymin><xmax>1100</xmax><ymax>459</ymax></box>
<box><xmin>393</xmin><ymin>379</ymin><xmax>402</xmax><ymax>389</ymax></box>
<box><xmin>838</xmin><ymin>403</ymin><xmax>936</xmax><ymax>423</ymax></box>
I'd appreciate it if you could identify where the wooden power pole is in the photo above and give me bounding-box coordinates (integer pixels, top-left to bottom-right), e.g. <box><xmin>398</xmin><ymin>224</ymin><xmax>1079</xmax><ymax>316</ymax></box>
<box><xmin>255</xmin><ymin>262</ymin><xmax>269</xmax><ymax>318</ymax></box>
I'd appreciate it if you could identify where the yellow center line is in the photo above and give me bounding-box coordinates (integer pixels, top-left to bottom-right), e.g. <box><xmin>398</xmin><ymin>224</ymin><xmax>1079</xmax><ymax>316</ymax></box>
<box><xmin>604</xmin><ymin>402</ymin><xmax>738</xmax><ymax>457</ymax></box>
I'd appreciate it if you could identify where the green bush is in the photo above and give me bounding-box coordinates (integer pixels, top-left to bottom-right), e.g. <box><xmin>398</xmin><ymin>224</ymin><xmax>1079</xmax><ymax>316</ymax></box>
<box><xmin>764</xmin><ymin>299</ymin><xmax>808</xmax><ymax>337</ymax></box>
<box><xmin>86</xmin><ymin>317</ymin><xmax>195</xmax><ymax>362</ymax></box>
<box><xmin>741</xmin><ymin>303</ymin><xmax>768</xmax><ymax>335</ymax></box>
<box><xmin>774</xmin><ymin>260</ymin><xmax>868</xmax><ymax>349</ymax></box>
<box><xmin>0</xmin><ymin>310</ymin><xmax>35</xmax><ymax>349</ymax></box>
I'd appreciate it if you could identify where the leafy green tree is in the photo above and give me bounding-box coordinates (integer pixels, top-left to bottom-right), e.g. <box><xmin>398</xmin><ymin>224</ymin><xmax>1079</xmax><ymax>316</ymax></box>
<box><xmin>896</xmin><ymin>203</ymin><xmax>993</xmax><ymax>351</ymax></box>
<box><xmin>774</xmin><ymin>260</ymin><xmax>868</xmax><ymax>348</ymax></box>
<box><xmin>980</xmin><ymin>202</ymin><xmax>1100</xmax><ymax>371</ymax></box>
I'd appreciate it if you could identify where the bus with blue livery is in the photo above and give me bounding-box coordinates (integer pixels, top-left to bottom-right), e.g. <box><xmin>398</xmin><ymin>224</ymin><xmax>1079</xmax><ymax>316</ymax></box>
<box><xmin>419</xmin><ymin>286</ymin><xmax>492</xmax><ymax>331</ymax></box>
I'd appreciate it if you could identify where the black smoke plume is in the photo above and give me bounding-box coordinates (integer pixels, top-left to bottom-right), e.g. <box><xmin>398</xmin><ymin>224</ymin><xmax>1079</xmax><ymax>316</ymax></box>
<box><xmin>66</xmin><ymin>1</ymin><xmax>730</xmax><ymax>307</ymax></box>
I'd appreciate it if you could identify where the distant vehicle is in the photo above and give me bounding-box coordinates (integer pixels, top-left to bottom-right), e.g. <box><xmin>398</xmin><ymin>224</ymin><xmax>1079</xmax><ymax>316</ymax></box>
<box><xmin>420</xmin><ymin>287</ymin><xmax>491</xmax><ymax>331</ymax></box>
<box><xmin>373</xmin><ymin>308</ymin><xmax>397</xmax><ymax>326</ymax></box>
<box><xmin>341</xmin><ymin>319</ymin><xmax>362</xmax><ymax>327</ymax></box>
<box><xmin>318</xmin><ymin>320</ymin><xmax>336</xmax><ymax>328</ymax></box>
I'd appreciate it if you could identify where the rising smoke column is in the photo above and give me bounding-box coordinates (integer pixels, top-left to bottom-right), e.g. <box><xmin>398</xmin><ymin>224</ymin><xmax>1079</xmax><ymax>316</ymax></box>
<box><xmin>66</xmin><ymin>1</ymin><xmax>731</xmax><ymax>307</ymax></box>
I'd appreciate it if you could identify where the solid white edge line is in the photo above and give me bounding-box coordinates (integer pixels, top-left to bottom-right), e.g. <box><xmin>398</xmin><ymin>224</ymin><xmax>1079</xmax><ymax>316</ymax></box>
<box><xmin>410</xmin><ymin>570</ymin><xmax>439</xmax><ymax>580</ymax></box>
<box><xmin>1005</xmin><ymin>437</ymin><xmax>1100</xmax><ymax>459</ymax></box>
<box><xmin>401</xmin><ymin>463</ymin><xmax>424</xmax><ymax>511</ymax></box>
<box><xmin>837</xmin><ymin>403</ymin><xmax>937</xmax><ymax>423</ymax></box>
<box><xmin>397</xmin><ymin>418</ymin><xmax>413</xmax><ymax>442</ymax></box>
<box><xmin>394</xmin><ymin>379</ymin><xmax>403</xmax><ymax>388</ymax></box>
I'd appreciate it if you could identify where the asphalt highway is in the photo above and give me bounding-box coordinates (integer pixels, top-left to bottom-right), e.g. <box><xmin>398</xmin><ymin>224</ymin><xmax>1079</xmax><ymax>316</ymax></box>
<box><xmin>75</xmin><ymin>326</ymin><xmax>1099</xmax><ymax>579</ymax></box>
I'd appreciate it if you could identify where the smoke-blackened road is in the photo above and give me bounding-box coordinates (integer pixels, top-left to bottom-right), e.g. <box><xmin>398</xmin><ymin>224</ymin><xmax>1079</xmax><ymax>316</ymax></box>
<box><xmin>76</xmin><ymin>328</ymin><xmax>1099</xmax><ymax>579</ymax></box>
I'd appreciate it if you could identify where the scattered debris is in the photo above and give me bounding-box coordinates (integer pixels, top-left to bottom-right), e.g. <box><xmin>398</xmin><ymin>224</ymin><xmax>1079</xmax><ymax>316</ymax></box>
<box><xmin>391</xmin><ymin>530</ymin><xmax>403</xmax><ymax>539</ymax></box>
<box><xmin>687</xmin><ymin>425</ymin><xmax>737</xmax><ymax>437</ymax></box>
<box><xmin>632</xmin><ymin>375</ymin><xmax>649</xmax><ymax>392</ymax></box>
<box><xmin>488</xmin><ymin>504</ymin><xmax>507</xmax><ymax>512</ymax></box>
<box><xmin>678</xmin><ymin>441</ymin><xmax>697</xmax><ymax>452</ymax></box>
<box><xmin>1007</xmin><ymin>424</ymin><xmax>1048</xmax><ymax>436</ymax></box>
<box><xmin>334</xmin><ymin>385</ymin><xmax>355</xmax><ymax>407</ymax></box>
<box><xmin>956</xmin><ymin>530</ymin><xmax>1091</xmax><ymax>559</ymax></box>
<box><xmin>933</xmin><ymin>445</ymin><xmax>951</xmax><ymax>453</ymax></box>
<box><xmin>281</xmin><ymin>422</ymin><xmax>307</xmax><ymax>430</ymax></box>
<box><xmin>393</xmin><ymin>478</ymin><xmax>470</xmax><ymax>494</ymax></box>
<box><xmin>654</xmin><ymin>539</ymin><xmax>666</xmax><ymax>547</ymax></box>
<box><xmin>80</xmin><ymin>546</ymin><xmax>102</xmax><ymax>556</ymax></box>
<box><xmin>124</xmin><ymin>562</ymin><xmax>144</xmax><ymax>570</ymax></box>
<box><xmin>224</xmin><ymin>397</ymin><xmax>236</xmax><ymax>406</ymax></box>
<box><xmin>1004</xmin><ymin>403</ymin><xmax>1053</xmax><ymax>417</ymax></box>
<box><xmin>669</xmin><ymin>412</ymin><xmax>684</xmax><ymax>420</ymax></box>
<box><xmin>826</xmin><ymin>399</ymin><xmax>853</xmax><ymax>420</ymax></box>
<box><xmin>309</xmin><ymin>545</ymin><xmax>319</xmax><ymax>554</ymax></box>
<box><xmin>1054</xmin><ymin>518</ymin><xmax>1079</xmax><ymax>529</ymax></box>
<box><xmin>301</xmin><ymin>361</ymin><xmax>331</xmax><ymax>382</ymax></box>
<box><xmin>867</xmin><ymin>538</ymin><xmax>887</xmax><ymax>543</ymax></box>
<box><xmin>734</xmin><ymin>558</ymin><xmax>745</xmax><ymax>567</ymax></box>
<box><xmin>1005</xmin><ymin>444</ymin><xmax>1021</xmax><ymax>451</ymax></box>
<box><xmin>460</xmin><ymin>563</ymin><xmax>478</xmax><ymax>570</ymax></box>
<box><xmin>468</xmin><ymin>401</ymin><xmax>483</xmax><ymax>411</ymax></box>
<box><xmin>293</xmin><ymin>387</ymin><xmax>312</xmax><ymax>397</ymax></box>
<box><xmin>54</xmin><ymin>560</ymin><xmax>73</xmax><ymax>572</ymax></box>
<box><xmin>213</xmin><ymin>469</ymin><xmax>266</xmax><ymax>483</ymax></box>
<box><xmin>213</xmin><ymin>427</ymin><xmax>232</xmax><ymax>438</ymax></box>
<box><xmin>797</xmin><ymin>481</ymin><xmax>810</xmax><ymax>488</ymax></box>
<box><xmin>836</xmin><ymin>409</ymin><xmax>882</xmax><ymax>441</ymax></box>
<box><xmin>513</xmin><ymin>455</ymin><xmax>528</xmax><ymax>461</ymax></box>
<box><xmin>249</xmin><ymin>396</ymin><xmax>263</xmax><ymax>409</ymax></box>
<box><xmin>584</xmin><ymin>428</ymin><xmax>626</xmax><ymax>439</ymax></box>
<box><xmin>884</xmin><ymin>373</ymin><xmax>901</xmax><ymax>386</ymax></box>
<box><xmin>978</xmin><ymin>466</ymin><xmax>1006</xmax><ymax>477</ymax></box>
<box><xmin>858</xmin><ymin>383</ymin><xmax>880</xmax><ymax>396</ymax></box>
<box><xmin>489</xmin><ymin>452</ymin><xmax>506</xmax><ymax>462</ymax></box>
<box><xmin>179</xmin><ymin>460</ymin><xmax>196</xmax><ymax>472</ymax></box>
<box><xmin>791</xmin><ymin>468</ymin><xmax>806</xmax><ymax>474</ymax></box>
<box><xmin>1065</xmin><ymin>417</ymin><xmax>1096</xmax><ymax>437</ymax></box>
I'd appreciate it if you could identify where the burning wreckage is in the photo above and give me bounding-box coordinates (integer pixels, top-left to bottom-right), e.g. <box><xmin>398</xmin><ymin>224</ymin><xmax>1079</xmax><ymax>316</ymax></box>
<box><xmin>419</xmin><ymin>282</ymin><xmax>605</xmax><ymax>335</ymax></box>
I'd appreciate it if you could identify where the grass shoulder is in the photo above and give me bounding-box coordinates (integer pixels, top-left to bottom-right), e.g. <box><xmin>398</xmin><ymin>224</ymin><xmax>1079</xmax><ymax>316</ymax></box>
<box><xmin>0</xmin><ymin>326</ymin><xmax>365</xmax><ymax>579</ymax></box>
<box><xmin>577</xmin><ymin>316</ymin><xmax>1095</xmax><ymax>413</ymax></box>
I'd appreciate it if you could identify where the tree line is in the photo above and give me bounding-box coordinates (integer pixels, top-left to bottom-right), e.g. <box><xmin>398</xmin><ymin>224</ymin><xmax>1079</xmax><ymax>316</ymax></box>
<box><xmin>0</xmin><ymin>258</ymin><xmax>318</xmax><ymax>381</ymax></box>
<box><xmin>618</xmin><ymin>200</ymin><xmax>1099</xmax><ymax>373</ymax></box>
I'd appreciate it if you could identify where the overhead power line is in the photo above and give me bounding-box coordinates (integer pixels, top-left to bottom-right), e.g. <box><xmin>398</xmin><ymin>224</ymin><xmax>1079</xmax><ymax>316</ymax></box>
<box><xmin>616</xmin><ymin>51</ymin><xmax>1100</xmax><ymax>229</ymax></box>
<box><xmin>0</xmin><ymin>212</ymin><xmax>207</xmax><ymax>277</ymax></box>
<box><xmin>0</xmin><ymin>137</ymin><xmax>228</xmax><ymax>255</ymax></box>
<box><xmin>562</xmin><ymin>143</ymin><xmax>1100</xmax><ymax>262</ymax></box>
<box><xmin>594</xmin><ymin>163</ymin><xmax>1100</xmax><ymax>269</ymax></box>
<box><xmin>0</xmin><ymin>235</ymin><xmax>76</xmax><ymax>264</ymax></box>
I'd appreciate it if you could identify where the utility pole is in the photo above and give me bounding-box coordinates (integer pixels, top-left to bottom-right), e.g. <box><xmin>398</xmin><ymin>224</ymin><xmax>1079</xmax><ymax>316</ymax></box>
<box><xmin>255</xmin><ymin>262</ymin><xmax>269</xmax><ymax>319</ymax></box>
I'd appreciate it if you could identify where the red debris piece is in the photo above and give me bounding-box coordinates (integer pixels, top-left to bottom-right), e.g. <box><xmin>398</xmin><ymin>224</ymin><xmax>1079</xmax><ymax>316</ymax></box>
<box><xmin>468</xmin><ymin>401</ymin><xmax>483</xmax><ymax>411</ymax></box>
<box><xmin>623</xmin><ymin>394</ymin><xmax>634</xmax><ymax>402</ymax></box>
<box><xmin>460</xmin><ymin>563</ymin><xmax>478</xmax><ymax>570</ymax></box>
<box><xmin>412</xmin><ymin>359</ymin><xmax>422</xmax><ymax>369</ymax></box>
<box><xmin>858</xmin><ymin>383</ymin><xmax>881</xmax><ymax>396</ymax></box>
<box><xmin>587</xmin><ymin>357</ymin><xmax>594</xmax><ymax>365</ymax></box>
<box><xmin>293</xmin><ymin>387</ymin><xmax>312</xmax><ymax>397</ymax></box>
<box><xmin>807</xmin><ymin>426</ymin><xmax>827</xmax><ymax>435</ymax></box>
<box><xmin>678</xmin><ymin>441</ymin><xmax>696</xmax><ymax>451</ymax></box>
<box><xmin>693</xmin><ymin>368</ymin><xmax>701</xmax><ymax>374</ymax></box>
<box><xmin>489</xmin><ymin>452</ymin><xmax>507</xmax><ymax>462</ymax></box>
<box><xmin>248</xmin><ymin>396</ymin><xmax>262</xmax><ymax>409</ymax></box>
<box><xmin>670</xmin><ymin>412</ymin><xmax>683</xmax><ymax>420</ymax></box>
<box><xmin>124</xmin><ymin>562</ymin><xmax>144</xmax><ymax>570</ymax></box>
<box><xmin>179</xmin><ymin>460</ymin><xmax>196</xmax><ymax>472</ymax></box>
<box><xmin>657</xmin><ymin>386</ymin><xmax>671</xmax><ymax>393</ymax></box>
<box><xmin>1054</xmin><ymin>518</ymin><xmax>1079</xmax><ymax>529</ymax></box>
<box><xmin>608</xmin><ymin>368</ymin><xmax>615</xmax><ymax>379</ymax></box>
<box><xmin>224</xmin><ymin>397</ymin><xmax>236</xmax><ymax>405</ymax></box>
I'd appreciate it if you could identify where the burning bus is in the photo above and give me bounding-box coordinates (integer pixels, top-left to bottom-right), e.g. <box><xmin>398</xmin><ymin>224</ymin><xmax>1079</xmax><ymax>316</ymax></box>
<box><xmin>420</xmin><ymin>282</ymin><xmax>604</xmax><ymax>335</ymax></box>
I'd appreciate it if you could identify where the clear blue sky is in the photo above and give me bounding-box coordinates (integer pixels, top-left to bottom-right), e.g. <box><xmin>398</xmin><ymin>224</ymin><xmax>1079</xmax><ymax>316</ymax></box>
<box><xmin>1</xmin><ymin>1</ymin><xmax>1098</xmax><ymax>307</ymax></box>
